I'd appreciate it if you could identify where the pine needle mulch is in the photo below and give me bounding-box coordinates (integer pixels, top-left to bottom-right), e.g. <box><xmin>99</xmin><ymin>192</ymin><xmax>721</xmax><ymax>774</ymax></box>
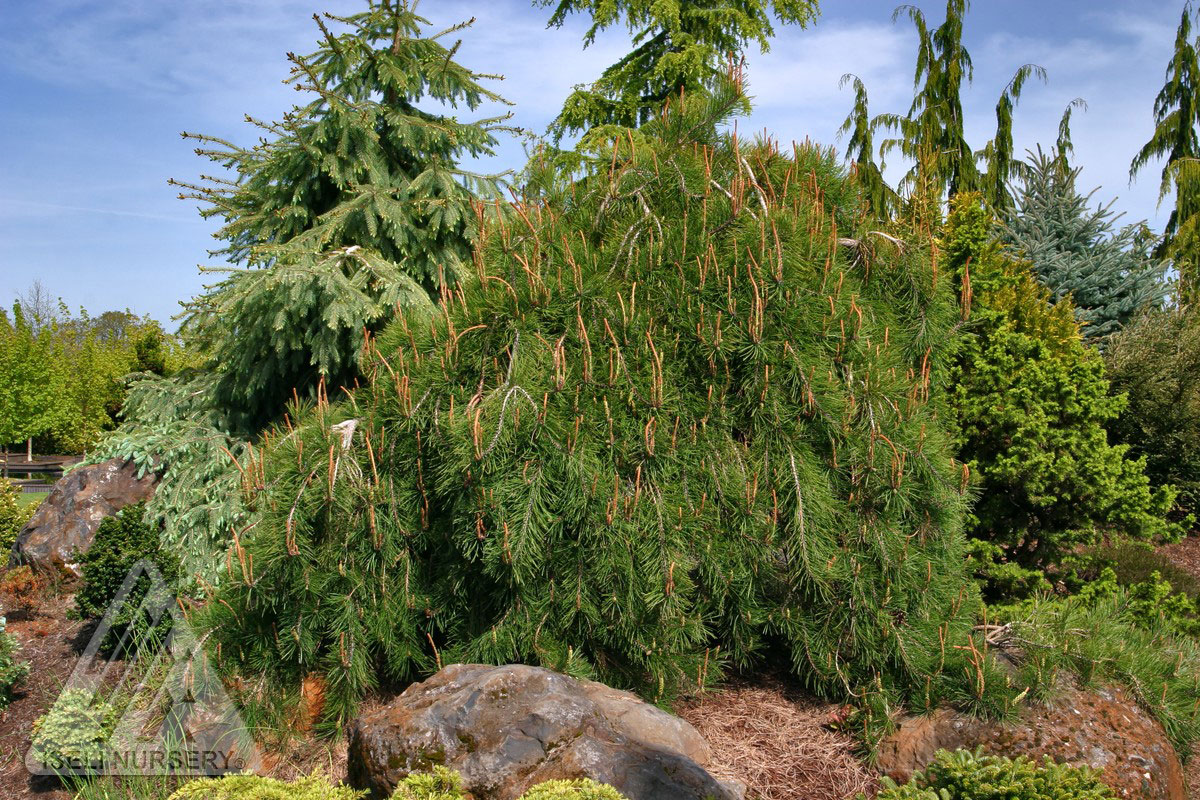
<box><xmin>676</xmin><ymin>678</ymin><xmax>878</xmax><ymax>800</ymax></box>
<box><xmin>1158</xmin><ymin>533</ymin><xmax>1200</xmax><ymax>584</ymax></box>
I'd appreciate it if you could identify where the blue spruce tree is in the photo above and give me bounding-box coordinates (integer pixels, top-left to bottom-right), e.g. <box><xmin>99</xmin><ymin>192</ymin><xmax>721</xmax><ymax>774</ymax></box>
<box><xmin>1003</xmin><ymin>148</ymin><xmax>1166</xmax><ymax>342</ymax></box>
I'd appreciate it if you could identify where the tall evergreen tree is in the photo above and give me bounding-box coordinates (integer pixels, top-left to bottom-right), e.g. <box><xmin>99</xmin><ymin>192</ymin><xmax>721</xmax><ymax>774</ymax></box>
<box><xmin>1004</xmin><ymin>149</ymin><xmax>1166</xmax><ymax>342</ymax></box>
<box><xmin>838</xmin><ymin>74</ymin><xmax>898</xmax><ymax>220</ymax></box>
<box><xmin>1131</xmin><ymin>2</ymin><xmax>1200</xmax><ymax>299</ymax></box>
<box><xmin>541</xmin><ymin>0</ymin><xmax>819</xmax><ymax>138</ymax></box>
<box><xmin>92</xmin><ymin>1</ymin><xmax>511</xmax><ymax>570</ymax></box>
<box><xmin>842</xmin><ymin>1</ymin><xmax>1050</xmax><ymax>221</ymax></box>
<box><xmin>175</xmin><ymin>1</ymin><xmax>511</xmax><ymax>432</ymax></box>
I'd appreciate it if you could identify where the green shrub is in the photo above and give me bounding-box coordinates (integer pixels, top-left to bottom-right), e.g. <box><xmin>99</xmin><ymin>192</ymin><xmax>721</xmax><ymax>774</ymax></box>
<box><xmin>74</xmin><ymin>502</ymin><xmax>181</xmax><ymax>655</ymax></box>
<box><xmin>990</xmin><ymin>593</ymin><xmax>1200</xmax><ymax>754</ymax></box>
<box><xmin>30</xmin><ymin>688</ymin><xmax>118</xmax><ymax>773</ymax></box>
<box><xmin>168</xmin><ymin>773</ymin><xmax>363</xmax><ymax>800</ymax></box>
<box><xmin>0</xmin><ymin>616</ymin><xmax>29</xmax><ymax>711</ymax></box>
<box><xmin>391</xmin><ymin>766</ymin><xmax>463</xmax><ymax>800</ymax></box>
<box><xmin>1106</xmin><ymin>304</ymin><xmax>1200</xmax><ymax>517</ymax></box>
<box><xmin>1075</xmin><ymin>540</ymin><xmax>1200</xmax><ymax>600</ymax></box>
<box><xmin>204</xmin><ymin>84</ymin><xmax>989</xmax><ymax>734</ymax></box>
<box><xmin>519</xmin><ymin>779</ymin><xmax>628</xmax><ymax>800</ymax></box>
<box><xmin>945</xmin><ymin>195</ymin><xmax>1179</xmax><ymax>602</ymax></box>
<box><xmin>391</xmin><ymin>769</ymin><xmax>627</xmax><ymax>800</ymax></box>
<box><xmin>1075</xmin><ymin>567</ymin><xmax>1200</xmax><ymax>637</ymax></box>
<box><xmin>0</xmin><ymin>477</ymin><xmax>35</xmax><ymax>556</ymax></box>
<box><xmin>872</xmin><ymin>748</ymin><xmax>1114</xmax><ymax>799</ymax></box>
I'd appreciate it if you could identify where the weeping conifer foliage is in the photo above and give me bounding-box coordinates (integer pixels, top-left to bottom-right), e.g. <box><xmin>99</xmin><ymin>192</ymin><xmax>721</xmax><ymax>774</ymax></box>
<box><xmin>175</xmin><ymin>1</ymin><xmax>510</xmax><ymax>431</ymax></box>
<box><xmin>203</xmin><ymin>82</ymin><xmax>985</xmax><ymax>734</ymax></box>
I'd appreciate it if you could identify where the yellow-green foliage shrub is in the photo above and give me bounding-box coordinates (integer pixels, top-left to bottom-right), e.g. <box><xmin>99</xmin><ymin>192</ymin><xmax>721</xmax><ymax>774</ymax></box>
<box><xmin>391</xmin><ymin>768</ymin><xmax>627</xmax><ymax>800</ymax></box>
<box><xmin>391</xmin><ymin>766</ymin><xmax>463</xmax><ymax>800</ymax></box>
<box><xmin>518</xmin><ymin>779</ymin><xmax>628</xmax><ymax>800</ymax></box>
<box><xmin>168</xmin><ymin>772</ymin><xmax>363</xmax><ymax>800</ymax></box>
<box><xmin>172</xmin><ymin>769</ymin><xmax>629</xmax><ymax>800</ymax></box>
<box><xmin>944</xmin><ymin>195</ymin><xmax>1177</xmax><ymax>602</ymax></box>
<box><xmin>29</xmin><ymin>689</ymin><xmax>118</xmax><ymax>773</ymax></box>
<box><xmin>872</xmin><ymin>748</ymin><xmax>1114</xmax><ymax>799</ymax></box>
<box><xmin>0</xmin><ymin>478</ymin><xmax>35</xmax><ymax>556</ymax></box>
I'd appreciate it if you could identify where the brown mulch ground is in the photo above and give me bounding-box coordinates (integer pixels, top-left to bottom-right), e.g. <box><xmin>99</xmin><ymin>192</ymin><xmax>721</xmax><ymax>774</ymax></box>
<box><xmin>676</xmin><ymin>677</ymin><xmax>878</xmax><ymax>800</ymax></box>
<box><xmin>1158</xmin><ymin>533</ymin><xmax>1200</xmax><ymax>584</ymax></box>
<box><xmin>0</xmin><ymin>589</ymin><xmax>86</xmax><ymax>800</ymax></box>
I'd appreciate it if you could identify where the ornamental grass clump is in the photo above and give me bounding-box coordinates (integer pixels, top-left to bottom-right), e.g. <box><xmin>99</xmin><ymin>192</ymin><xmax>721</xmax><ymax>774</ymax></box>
<box><xmin>204</xmin><ymin>81</ymin><xmax>989</xmax><ymax>735</ymax></box>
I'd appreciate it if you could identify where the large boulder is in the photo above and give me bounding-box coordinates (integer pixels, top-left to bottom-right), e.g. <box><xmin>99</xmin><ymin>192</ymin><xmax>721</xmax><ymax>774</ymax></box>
<box><xmin>347</xmin><ymin>664</ymin><xmax>741</xmax><ymax>800</ymax></box>
<box><xmin>8</xmin><ymin>459</ymin><xmax>157</xmax><ymax>576</ymax></box>
<box><xmin>875</xmin><ymin>684</ymin><xmax>1185</xmax><ymax>800</ymax></box>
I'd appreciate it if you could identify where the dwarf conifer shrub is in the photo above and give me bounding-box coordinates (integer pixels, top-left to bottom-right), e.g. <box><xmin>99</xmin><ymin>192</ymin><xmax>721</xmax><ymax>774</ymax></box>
<box><xmin>872</xmin><ymin>748</ymin><xmax>1115</xmax><ymax>800</ymax></box>
<box><xmin>75</xmin><ymin>503</ymin><xmax>181</xmax><ymax>655</ymax></box>
<box><xmin>168</xmin><ymin>773</ymin><xmax>363</xmax><ymax>800</ymax></box>
<box><xmin>0</xmin><ymin>616</ymin><xmax>28</xmax><ymax>711</ymax></box>
<box><xmin>29</xmin><ymin>689</ymin><xmax>118</xmax><ymax>774</ymax></box>
<box><xmin>204</xmin><ymin>85</ymin><xmax>987</xmax><ymax>733</ymax></box>
<box><xmin>945</xmin><ymin>195</ymin><xmax>1178</xmax><ymax>601</ymax></box>
<box><xmin>391</xmin><ymin>768</ymin><xmax>628</xmax><ymax>800</ymax></box>
<box><xmin>391</xmin><ymin>766</ymin><xmax>464</xmax><ymax>800</ymax></box>
<box><xmin>518</xmin><ymin>779</ymin><xmax>628</xmax><ymax>800</ymax></box>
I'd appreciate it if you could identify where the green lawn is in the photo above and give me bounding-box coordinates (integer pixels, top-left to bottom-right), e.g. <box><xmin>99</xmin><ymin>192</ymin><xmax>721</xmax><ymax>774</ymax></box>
<box><xmin>17</xmin><ymin>492</ymin><xmax>48</xmax><ymax>509</ymax></box>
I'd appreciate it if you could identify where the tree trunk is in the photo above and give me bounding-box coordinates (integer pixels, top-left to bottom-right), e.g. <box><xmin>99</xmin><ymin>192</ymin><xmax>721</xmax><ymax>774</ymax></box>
<box><xmin>26</xmin><ymin>437</ymin><xmax>33</xmax><ymax>463</ymax></box>
<box><xmin>2</xmin><ymin>444</ymin><xmax>7</xmax><ymax>479</ymax></box>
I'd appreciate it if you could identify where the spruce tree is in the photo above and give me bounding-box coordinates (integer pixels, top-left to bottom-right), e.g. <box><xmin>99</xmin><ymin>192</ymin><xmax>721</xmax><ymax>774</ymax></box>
<box><xmin>175</xmin><ymin>1</ymin><xmax>510</xmax><ymax>432</ymax></box>
<box><xmin>203</xmin><ymin>84</ymin><xmax>993</xmax><ymax>736</ymax></box>
<box><xmin>541</xmin><ymin>0</ymin><xmax>818</xmax><ymax>137</ymax></box>
<box><xmin>1004</xmin><ymin>149</ymin><xmax>1166</xmax><ymax>342</ymax></box>
<box><xmin>92</xmin><ymin>1</ymin><xmax>509</xmax><ymax>569</ymax></box>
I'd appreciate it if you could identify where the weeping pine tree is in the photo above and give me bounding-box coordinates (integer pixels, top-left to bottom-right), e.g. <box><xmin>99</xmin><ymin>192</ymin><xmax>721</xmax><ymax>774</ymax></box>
<box><xmin>204</xmin><ymin>81</ymin><xmax>995</xmax><ymax>736</ymax></box>
<box><xmin>175</xmin><ymin>1</ymin><xmax>511</xmax><ymax>432</ymax></box>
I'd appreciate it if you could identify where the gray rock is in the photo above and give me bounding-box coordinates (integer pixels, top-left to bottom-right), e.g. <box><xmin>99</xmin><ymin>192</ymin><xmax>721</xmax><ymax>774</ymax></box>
<box><xmin>9</xmin><ymin>459</ymin><xmax>158</xmax><ymax>576</ymax></box>
<box><xmin>347</xmin><ymin>663</ymin><xmax>742</xmax><ymax>800</ymax></box>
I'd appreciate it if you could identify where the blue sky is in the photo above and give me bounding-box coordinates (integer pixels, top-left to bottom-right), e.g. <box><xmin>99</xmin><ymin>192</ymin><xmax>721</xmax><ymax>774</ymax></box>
<box><xmin>0</xmin><ymin>0</ymin><xmax>1186</xmax><ymax>326</ymax></box>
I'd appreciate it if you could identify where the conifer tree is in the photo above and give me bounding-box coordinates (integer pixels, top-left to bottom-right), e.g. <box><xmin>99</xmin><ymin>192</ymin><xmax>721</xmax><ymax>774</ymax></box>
<box><xmin>541</xmin><ymin>0</ymin><xmax>819</xmax><ymax>137</ymax></box>
<box><xmin>838</xmin><ymin>74</ymin><xmax>898</xmax><ymax>220</ymax></box>
<box><xmin>1004</xmin><ymin>149</ymin><xmax>1166</xmax><ymax>342</ymax></box>
<box><xmin>175</xmin><ymin>1</ymin><xmax>511</xmax><ymax>432</ymax></box>
<box><xmin>1131</xmin><ymin>2</ymin><xmax>1200</xmax><ymax>299</ymax></box>
<box><xmin>92</xmin><ymin>1</ymin><xmax>510</xmax><ymax>569</ymax></box>
<box><xmin>844</xmin><ymin>1</ymin><xmax>1047</xmax><ymax>218</ymax></box>
<box><xmin>203</xmin><ymin>82</ymin><xmax>993</xmax><ymax>735</ymax></box>
<box><xmin>945</xmin><ymin>195</ymin><xmax>1178</xmax><ymax>600</ymax></box>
